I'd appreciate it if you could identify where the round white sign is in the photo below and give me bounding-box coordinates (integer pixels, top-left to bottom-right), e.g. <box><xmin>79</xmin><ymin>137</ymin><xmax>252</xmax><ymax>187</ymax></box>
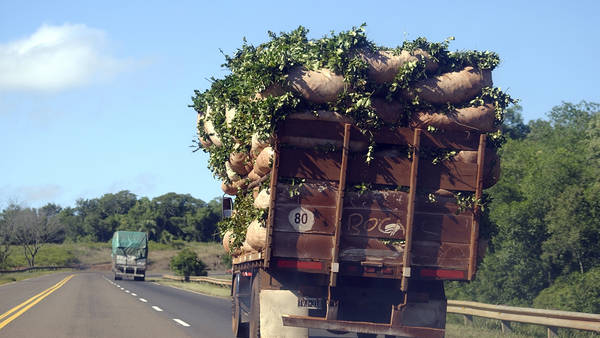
<box><xmin>288</xmin><ymin>207</ymin><xmax>315</xmax><ymax>232</ymax></box>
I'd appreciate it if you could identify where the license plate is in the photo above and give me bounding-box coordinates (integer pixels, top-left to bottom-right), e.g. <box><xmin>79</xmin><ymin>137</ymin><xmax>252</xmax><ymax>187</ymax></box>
<box><xmin>297</xmin><ymin>297</ymin><xmax>323</xmax><ymax>310</ymax></box>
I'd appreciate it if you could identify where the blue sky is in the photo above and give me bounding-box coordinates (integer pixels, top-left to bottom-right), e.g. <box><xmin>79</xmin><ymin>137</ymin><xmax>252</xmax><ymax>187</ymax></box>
<box><xmin>0</xmin><ymin>0</ymin><xmax>598</xmax><ymax>208</ymax></box>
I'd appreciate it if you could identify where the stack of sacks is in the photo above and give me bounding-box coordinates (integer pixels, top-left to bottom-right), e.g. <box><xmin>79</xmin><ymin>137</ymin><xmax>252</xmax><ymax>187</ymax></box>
<box><xmin>194</xmin><ymin>28</ymin><xmax>512</xmax><ymax>255</ymax></box>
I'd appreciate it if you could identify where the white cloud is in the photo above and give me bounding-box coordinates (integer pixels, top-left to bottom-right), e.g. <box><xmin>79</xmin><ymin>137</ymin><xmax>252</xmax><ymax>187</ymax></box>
<box><xmin>0</xmin><ymin>23</ymin><xmax>131</xmax><ymax>91</ymax></box>
<box><xmin>0</xmin><ymin>184</ymin><xmax>63</xmax><ymax>207</ymax></box>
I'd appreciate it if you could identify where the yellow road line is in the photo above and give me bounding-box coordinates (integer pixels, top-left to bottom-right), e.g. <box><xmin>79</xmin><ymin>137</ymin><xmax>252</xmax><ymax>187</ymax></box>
<box><xmin>0</xmin><ymin>275</ymin><xmax>71</xmax><ymax>322</ymax></box>
<box><xmin>0</xmin><ymin>274</ymin><xmax>75</xmax><ymax>330</ymax></box>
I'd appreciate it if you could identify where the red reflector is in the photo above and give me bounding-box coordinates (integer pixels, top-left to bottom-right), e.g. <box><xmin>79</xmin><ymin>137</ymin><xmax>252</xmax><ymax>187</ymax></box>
<box><xmin>241</xmin><ymin>271</ymin><xmax>253</xmax><ymax>277</ymax></box>
<box><xmin>382</xmin><ymin>268</ymin><xmax>394</xmax><ymax>275</ymax></box>
<box><xmin>276</xmin><ymin>260</ymin><xmax>322</xmax><ymax>270</ymax></box>
<box><xmin>364</xmin><ymin>267</ymin><xmax>376</xmax><ymax>273</ymax></box>
<box><xmin>420</xmin><ymin>269</ymin><xmax>465</xmax><ymax>279</ymax></box>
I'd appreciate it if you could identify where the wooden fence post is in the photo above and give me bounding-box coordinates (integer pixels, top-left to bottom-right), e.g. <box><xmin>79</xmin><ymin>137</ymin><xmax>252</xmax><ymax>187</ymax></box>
<box><xmin>501</xmin><ymin>320</ymin><xmax>512</xmax><ymax>333</ymax></box>
<box><xmin>547</xmin><ymin>326</ymin><xmax>558</xmax><ymax>338</ymax></box>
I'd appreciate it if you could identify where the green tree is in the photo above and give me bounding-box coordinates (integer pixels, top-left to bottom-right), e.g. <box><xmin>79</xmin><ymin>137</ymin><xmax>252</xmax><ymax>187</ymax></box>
<box><xmin>169</xmin><ymin>248</ymin><xmax>207</xmax><ymax>281</ymax></box>
<box><xmin>453</xmin><ymin>101</ymin><xmax>600</xmax><ymax>307</ymax></box>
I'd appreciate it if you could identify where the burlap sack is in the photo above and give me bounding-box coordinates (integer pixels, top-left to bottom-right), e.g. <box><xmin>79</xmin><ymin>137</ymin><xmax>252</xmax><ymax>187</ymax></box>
<box><xmin>372</xmin><ymin>98</ymin><xmax>403</xmax><ymax>124</ymax></box>
<box><xmin>454</xmin><ymin>150</ymin><xmax>501</xmax><ymax>188</ymax></box>
<box><xmin>279</xmin><ymin>135</ymin><xmax>369</xmax><ymax>152</ymax></box>
<box><xmin>288</xmin><ymin>110</ymin><xmax>354</xmax><ymax>123</ymax></box>
<box><xmin>404</xmin><ymin>66</ymin><xmax>492</xmax><ymax>104</ymax></box>
<box><xmin>225</xmin><ymin>162</ymin><xmax>241</xmax><ymax>182</ymax></box>
<box><xmin>257</xmin><ymin>84</ymin><xmax>286</xmax><ymax>99</ymax></box>
<box><xmin>251</xmin><ymin>133</ymin><xmax>272</xmax><ymax>158</ymax></box>
<box><xmin>197</xmin><ymin>113</ymin><xmax>213</xmax><ymax>148</ymax></box>
<box><xmin>232</xmin><ymin>177</ymin><xmax>248</xmax><ymax>191</ymax></box>
<box><xmin>225</xmin><ymin>107</ymin><xmax>236</xmax><ymax>128</ymax></box>
<box><xmin>229</xmin><ymin>151</ymin><xmax>252</xmax><ymax>176</ymax></box>
<box><xmin>412</xmin><ymin>103</ymin><xmax>496</xmax><ymax>132</ymax></box>
<box><xmin>241</xmin><ymin>240</ymin><xmax>255</xmax><ymax>253</ymax></box>
<box><xmin>253</xmin><ymin>189</ymin><xmax>270</xmax><ymax>209</ymax></box>
<box><xmin>221</xmin><ymin>182</ymin><xmax>237</xmax><ymax>195</ymax></box>
<box><xmin>254</xmin><ymin>147</ymin><xmax>274</xmax><ymax>177</ymax></box>
<box><xmin>203</xmin><ymin>107</ymin><xmax>223</xmax><ymax>147</ymax></box>
<box><xmin>222</xmin><ymin>229</ymin><xmax>235</xmax><ymax>253</ymax></box>
<box><xmin>252</xmin><ymin>187</ymin><xmax>260</xmax><ymax>199</ymax></box>
<box><xmin>361</xmin><ymin>49</ymin><xmax>438</xmax><ymax>84</ymax></box>
<box><xmin>248</xmin><ymin>169</ymin><xmax>261</xmax><ymax>181</ymax></box>
<box><xmin>288</xmin><ymin>67</ymin><xmax>345</xmax><ymax>104</ymax></box>
<box><xmin>246</xmin><ymin>220</ymin><xmax>266</xmax><ymax>251</ymax></box>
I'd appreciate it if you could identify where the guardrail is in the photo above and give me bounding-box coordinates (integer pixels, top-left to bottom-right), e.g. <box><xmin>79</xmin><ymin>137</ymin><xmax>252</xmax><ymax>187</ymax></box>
<box><xmin>162</xmin><ymin>274</ymin><xmax>231</xmax><ymax>287</ymax></box>
<box><xmin>447</xmin><ymin>300</ymin><xmax>600</xmax><ymax>337</ymax></box>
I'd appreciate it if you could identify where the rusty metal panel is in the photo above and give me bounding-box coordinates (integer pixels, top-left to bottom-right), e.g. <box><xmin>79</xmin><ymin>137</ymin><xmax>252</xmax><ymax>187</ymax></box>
<box><xmin>279</xmin><ymin>148</ymin><xmax>481</xmax><ymax>191</ymax></box>
<box><xmin>278</xmin><ymin>119</ymin><xmax>368</xmax><ymax>143</ymax></box>
<box><xmin>419</xmin><ymin>160</ymin><xmax>478</xmax><ymax>191</ymax></box>
<box><xmin>279</xmin><ymin>149</ymin><xmax>342</xmax><ymax>181</ymax></box>
<box><xmin>272</xmin><ymin>231</ymin><xmax>334</xmax><ymax>260</ymax></box>
<box><xmin>342</xmin><ymin>190</ymin><xmax>408</xmax><ymax>239</ymax></box>
<box><xmin>274</xmin><ymin>181</ymin><xmax>337</xmax><ymax>235</ymax></box>
<box><xmin>412</xmin><ymin>242</ymin><xmax>471</xmax><ymax>269</ymax></box>
<box><xmin>339</xmin><ymin>237</ymin><xmax>404</xmax><ymax>263</ymax></box>
<box><xmin>413</xmin><ymin>214</ymin><xmax>472</xmax><ymax>244</ymax></box>
<box><xmin>277</xmin><ymin>120</ymin><xmax>480</xmax><ymax>151</ymax></box>
<box><xmin>347</xmin><ymin>156</ymin><xmax>412</xmax><ymax>187</ymax></box>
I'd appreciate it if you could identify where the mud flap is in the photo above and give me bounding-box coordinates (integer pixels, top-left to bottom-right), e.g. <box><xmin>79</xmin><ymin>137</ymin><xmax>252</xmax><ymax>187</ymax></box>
<box><xmin>261</xmin><ymin>290</ymin><xmax>309</xmax><ymax>338</ymax></box>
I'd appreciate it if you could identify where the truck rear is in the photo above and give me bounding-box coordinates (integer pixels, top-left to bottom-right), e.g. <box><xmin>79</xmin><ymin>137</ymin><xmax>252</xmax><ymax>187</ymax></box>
<box><xmin>229</xmin><ymin>118</ymin><xmax>495</xmax><ymax>337</ymax></box>
<box><xmin>111</xmin><ymin>231</ymin><xmax>148</xmax><ymax>281</ymax></box>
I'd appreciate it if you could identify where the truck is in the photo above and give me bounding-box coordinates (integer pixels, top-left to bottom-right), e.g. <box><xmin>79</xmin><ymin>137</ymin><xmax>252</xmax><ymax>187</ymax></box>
<box><xmin>111</xmin><ymin>231</ymin><xmax>148</xmax><ymax>281</ymax></box>
<box><xmin>227</xmin><ymin>118</ymin><xmax>495</xmax><ymax>337</ymax></box>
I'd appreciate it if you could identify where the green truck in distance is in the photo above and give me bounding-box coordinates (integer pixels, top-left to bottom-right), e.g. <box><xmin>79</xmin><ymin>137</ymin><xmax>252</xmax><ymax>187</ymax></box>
<box><xmin>111</xmin><ymin>231</ymin><xmax>148</xmax><ymax>281</ymax></box>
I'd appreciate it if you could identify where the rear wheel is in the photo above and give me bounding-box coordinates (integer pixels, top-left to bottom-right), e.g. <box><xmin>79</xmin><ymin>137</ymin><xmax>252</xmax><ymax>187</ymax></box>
<box><xmin>249</xmin><ymin>271</ymin><xmax>260</xmax><ymax>338</ymax></box>
<box><xmin>232</xmin><ymin>275</ymin><xmax>248</xmax><ymax>337</ymax></box>
<box><xmin>114</xmin><ymin>273</ymin><xmax>121</xmax><ymax>281</ymax></box>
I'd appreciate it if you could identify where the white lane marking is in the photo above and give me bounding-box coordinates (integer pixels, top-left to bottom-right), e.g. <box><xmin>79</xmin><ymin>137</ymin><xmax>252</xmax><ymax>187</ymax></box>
<box><xmin>125</xmin><ymin>290</ymin><xmax>130</xmax><ymax>293</ymax></box>
<box><xmin>152</xmin><ymin>306</ymin><xmax>163</xmax><ymax>312</ymax></box>
<box><xmin>120</xmin><ymin>287</ymin><xmax>124</xmax><ymax>290</ymax></box>
<box><xmin>131</xmin><ymin>293</ymin><xmax>137</xmax><ymax>296</ymax></box>
<box><xmin>152</xmin><ymin>282</ymin><xmax>160</xmax><ymax>286</ymax></box>
<box><xmin>173</xmin><ymin>319</ymin><xmax>190</xmax><ymax>327</ymax></box>
<box><xmin>139</xmin><ymin>298</ymin><xmax>148</xmax><ymax>303</ymax></box>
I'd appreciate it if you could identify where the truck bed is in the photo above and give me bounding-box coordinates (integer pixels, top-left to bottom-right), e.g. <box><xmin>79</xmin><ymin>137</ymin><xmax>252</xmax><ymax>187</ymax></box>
<box><xmin>234</xmin><ymin>118</ymin><xmax>490</xmax><ymax>283</ymax></box>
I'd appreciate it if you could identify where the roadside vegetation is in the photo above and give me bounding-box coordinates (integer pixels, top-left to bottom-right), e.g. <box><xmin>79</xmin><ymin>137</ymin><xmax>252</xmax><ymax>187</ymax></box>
<box><xmin>0</xmin><ymin>268</ymin><xmax>74</xmax><ymax>286</ymax></box>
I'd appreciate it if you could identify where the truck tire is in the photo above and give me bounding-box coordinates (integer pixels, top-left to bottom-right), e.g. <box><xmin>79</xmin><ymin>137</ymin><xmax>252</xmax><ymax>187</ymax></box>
<box><xmin>134</xmin><ymin>276</ymin><xmax>145</xmax><ymax>281</ymax></box>
<box><xmin>114</xmin><ymin>273</ymin><xmax>121</xmax><ymax>281</ymax></box>
<box><xmin>249</xmin><ymin>271</ymin><xmax>261</xmax><ymax>338</ymax></box>
<box><xmin>232</xmin><ymin>275</ymin><xmax>248</xmax><ymax>337</ymax></box>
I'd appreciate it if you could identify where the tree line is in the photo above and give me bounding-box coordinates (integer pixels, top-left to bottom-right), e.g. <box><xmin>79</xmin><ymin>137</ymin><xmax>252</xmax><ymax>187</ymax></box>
<box><xmin>0</xmin><ymin>192</ymin><xmax>222</xmax><ymax>268</ymax></box>
<box><xmin>447</xmin><ymin>101</ymin><xmax>600</xmax><ymax>314</ymax></box>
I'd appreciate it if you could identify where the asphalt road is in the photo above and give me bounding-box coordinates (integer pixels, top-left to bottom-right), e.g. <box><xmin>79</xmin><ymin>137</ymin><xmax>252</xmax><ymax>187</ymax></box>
<box><xmin>0</xmin><ymin>271</ymin><xmax>357</xmax><ymax>338</ymax></box>
<box><xmin>0</xmin><ymin>271</ymin><xmax>230</xmax><ymax>338</ymax></box>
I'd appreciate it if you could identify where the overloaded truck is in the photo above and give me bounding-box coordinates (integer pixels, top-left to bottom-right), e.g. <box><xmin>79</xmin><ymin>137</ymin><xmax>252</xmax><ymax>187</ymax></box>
<box><xmin>111</xmin><ymin>231</ymin><xmax>148</xmax><ymax>281</ymax></box>
<box><xmin>193</xmin><ymin>27</ymin><xmax>510</xmax><ymax>337</ymax></box>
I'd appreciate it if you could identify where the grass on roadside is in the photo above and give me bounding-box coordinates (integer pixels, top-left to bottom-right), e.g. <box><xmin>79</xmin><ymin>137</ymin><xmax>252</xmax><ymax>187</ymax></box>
<box><xmin>156</xmin><ymin>278</ymin><xmax>231</xmax><ymax>298</ymax></box>
<box><xmin>0</xmin><ymin>269</ymin><xmax>75</xmax><ymax>286</ymax></box>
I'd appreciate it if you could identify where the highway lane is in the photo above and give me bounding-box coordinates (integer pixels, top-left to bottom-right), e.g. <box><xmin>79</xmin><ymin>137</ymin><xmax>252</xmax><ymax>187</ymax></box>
<box><xmin>0</xmin><ymin>272</ymin><xmax>197</xmax><ymax>337</ymax></box>
<box><xmin>105</xmin><ymin>272</ymin><xmax>232</xmax><ymax>337</ymax></box>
